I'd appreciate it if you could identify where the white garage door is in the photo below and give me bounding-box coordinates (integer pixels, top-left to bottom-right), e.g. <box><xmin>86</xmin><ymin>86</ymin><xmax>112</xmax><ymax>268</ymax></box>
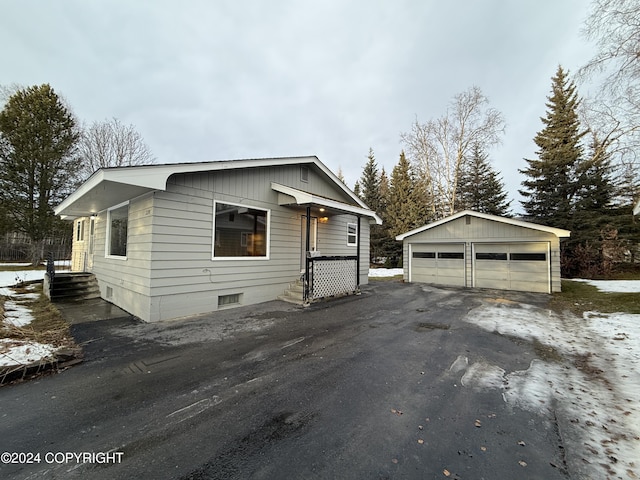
<box><xmin>410</xmin><ymin>243</ymin><xmax>465</xmax><ymax>287</ymax></box>
<box><xmin>473</xmin><ymin>242</ymin><xmax>550</xmax><ymax>293</ymax></box>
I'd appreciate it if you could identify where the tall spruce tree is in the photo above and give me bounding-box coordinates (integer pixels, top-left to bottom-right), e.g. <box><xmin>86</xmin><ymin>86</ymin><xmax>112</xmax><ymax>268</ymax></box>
<box><xmin>356</xmin><ymin>148</ymin><xmax>385</xmax><ymax>262</ymax></box>
<box><xmin>519</xmin><ymin>66</ymin><xmax>586</xmax><ymax>228</ymax></box>
<box><xmin>0</xmin><ymin>84</ymin><xmax>81</xmax><ymax>264</ymax></box>
<box><xmin>386</xmin><ymin>151</ymin><xmax>426</xmax><ymax>238</ymax></box>
<box><xmin>457</xmin><ymin>143</ymin><xmax>511</xmax><ymax>216</ymax></box>
<box><xmin>358</xmin><ymin>148</ymin><xmax>381</xmax><ymax>212</ymax></box>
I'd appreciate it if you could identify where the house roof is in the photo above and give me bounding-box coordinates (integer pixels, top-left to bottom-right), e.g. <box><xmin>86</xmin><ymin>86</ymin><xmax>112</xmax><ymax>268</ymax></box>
<box><xmin>395</xmin><ymin>210</ymin><xmax>571</xmax><ymax>241</ymax></box>
<box><xmin>55</xmin><ymin>156</ymin><xmax>373</xmax><ymax>219</ymax></box>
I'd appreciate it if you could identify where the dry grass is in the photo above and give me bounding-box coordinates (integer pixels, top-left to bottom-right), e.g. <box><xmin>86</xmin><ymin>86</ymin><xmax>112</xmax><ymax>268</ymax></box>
<box><xmin>550</xmin><ymin>280</ymin><xmax>640</xmax><ymax>316</ymax></box>
<box><xmin>1</xmin><ymin>283</ymin><xmax>80</xmax><ymax>384</ymax></box>
<box><xmin>1</xmin><ymin>285</ymin><xmax>73</xmax><ymax>347</ymax></box>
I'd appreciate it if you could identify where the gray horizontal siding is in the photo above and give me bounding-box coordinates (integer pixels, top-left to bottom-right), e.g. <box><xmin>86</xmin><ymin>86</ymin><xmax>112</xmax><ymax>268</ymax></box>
<box><xmin>407</xmin><ymin>216</ymin><xmax>556</xmax><ymax>242</ymax></box>
<box><xmin>80</xmin><ymin>162</ymin><xmax>372</xmax><ymax>321</ymax></box>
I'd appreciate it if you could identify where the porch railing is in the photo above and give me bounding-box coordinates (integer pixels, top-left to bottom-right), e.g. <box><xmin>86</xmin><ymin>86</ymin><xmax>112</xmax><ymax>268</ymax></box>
<box><xmin>305</xmin><ymin>255</ymin><xmax>358</xmax><ymax>301</ymax></box>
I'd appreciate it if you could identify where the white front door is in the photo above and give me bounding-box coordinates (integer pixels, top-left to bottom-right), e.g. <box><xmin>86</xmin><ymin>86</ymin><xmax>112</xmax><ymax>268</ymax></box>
<box><xmin>301</xmin><ymin>216</ymin><xmax>318</xmax><ymax>271</ymax></box>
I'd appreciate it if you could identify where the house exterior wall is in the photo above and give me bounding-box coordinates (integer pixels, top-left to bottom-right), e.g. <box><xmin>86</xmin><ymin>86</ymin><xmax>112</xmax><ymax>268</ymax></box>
<box><xmin>401</xmin><ymin>215</ymin><xmax>563</xmax><ymax>292</ymax></box>
<box><xmin>82</xmin><ymin>163</ymin><xmax>371</xmax><ymax>322</ymax></box>
<box><xmin>89</xmin><ymin>193</ymin><xmax>155</xmax><ymax>321</ymax></box>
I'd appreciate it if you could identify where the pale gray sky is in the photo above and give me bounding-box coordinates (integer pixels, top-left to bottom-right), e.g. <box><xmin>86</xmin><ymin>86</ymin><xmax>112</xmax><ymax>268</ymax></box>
<box><xmin>1</xmin><ymin>0</ymin><xmax>596</xmax><ymax>211</ymax></box>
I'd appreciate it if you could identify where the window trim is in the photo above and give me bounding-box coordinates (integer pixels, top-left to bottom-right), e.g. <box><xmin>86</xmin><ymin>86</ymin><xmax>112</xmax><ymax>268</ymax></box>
<box><xmin>347</xmin><ymin>222</ymin><xmax>358</xmax><ymax>247</ymax></box>
<box><xmin>212</xmin><ymin>200</ymin><xmax>271</xmax><ymax>260</ymax></box>
<box><xmin>105</xmin><ymin>201</ymin><xmax>129</xmax><ymax>260</ymax></box>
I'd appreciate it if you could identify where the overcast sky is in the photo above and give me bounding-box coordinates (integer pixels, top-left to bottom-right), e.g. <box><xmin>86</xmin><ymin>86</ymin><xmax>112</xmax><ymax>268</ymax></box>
<box><xmin>1</xmin><ymin>0</ymin><xmax>597</xmax><ymax>212</ymax></box>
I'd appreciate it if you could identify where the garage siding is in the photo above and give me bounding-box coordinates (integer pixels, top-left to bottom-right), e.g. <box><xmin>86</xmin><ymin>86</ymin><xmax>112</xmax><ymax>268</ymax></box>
<box><xmin>401</xmin><ymin>214</ymin><xmax>564</xmax><ymax>293</ymax></box>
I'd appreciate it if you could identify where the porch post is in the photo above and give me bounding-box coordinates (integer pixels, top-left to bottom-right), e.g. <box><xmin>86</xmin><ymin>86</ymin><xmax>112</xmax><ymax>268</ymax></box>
<box><xmin>304</xmin><ymin>206</ymin><xmax>311</xmax><ymax>302</ymax></box>
<box><xmin>356</xmin><ymin>215</ymin><xmax>361</xmax><ymax>289</ymax></box>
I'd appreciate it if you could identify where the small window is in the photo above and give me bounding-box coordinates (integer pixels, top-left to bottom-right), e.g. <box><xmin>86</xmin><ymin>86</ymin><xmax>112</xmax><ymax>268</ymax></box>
<box><xmin>347</xmin><ymin>222</ymin><xmax>357</xmax><ymax>246</ymax></box>
<box><xmin>107</xmin><ymin>202</ymin><xmax>129</xmax><ymax>258</ymax></box>
<box><xmin>76</xmin><ymin>220</ymin><xmax>85</xmax><ymax>242</ymax></box>
<box><xmin>476</xmin><ymin>252</ymin><xmax>508</xmax><ymax>261</ymax></box>
<box><xmin>413</xmin><ymin>252</ymin><xmax>435</xmax><ymax>259</ymax></box>
<box><xmin>438</xmin><ymin>252</ymin><xmax>464</xmax><ymax>259</ymax></box>
<box><xmin>300</xmin><ymin>166</ymin><xmax>309</xmax><ymax>182</ymax></box>
<box><xmin>218</xmin><ymin>293</ymin><xmax>241</xmax><ymax>306</ymax></box>
<box><xmin>511</xmin><ymin>253</ymin><xmax>547</xmax><ymax>261</ymax></box>
<box><xmin>213</xmin><ymin>202</ymin><xmax>269</xmax><ymax>258</ymax></box>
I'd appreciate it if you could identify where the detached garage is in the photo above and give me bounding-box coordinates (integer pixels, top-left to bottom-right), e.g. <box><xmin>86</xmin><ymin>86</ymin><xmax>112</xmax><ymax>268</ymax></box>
<box><xmin>396</xmin><ymin>210</ymin><xmax>570</xmax><ymax>293</ymax></box>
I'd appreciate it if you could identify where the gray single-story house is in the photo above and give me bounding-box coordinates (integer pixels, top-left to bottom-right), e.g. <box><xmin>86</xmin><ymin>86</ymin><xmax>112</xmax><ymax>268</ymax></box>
<box><xmin>396</xmin><ymin>210</ymin><xmax>571</xmax><ymax>293</ymax></box>
<box><xmin>55</xmin><ymin>156</ymin><xmax>381</xmax><ymax>322</ymax></box>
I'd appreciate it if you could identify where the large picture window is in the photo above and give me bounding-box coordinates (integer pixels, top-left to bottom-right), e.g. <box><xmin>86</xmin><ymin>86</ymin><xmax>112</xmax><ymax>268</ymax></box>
<box><xmin>213</xmin><ymin>202</ymin><xmax>269</xmax><ymax>258</ymax></box>
<box><xmin>107</xmin><ymin>202</ymin><xmax>129</xmax><ymax>258</ymax></box>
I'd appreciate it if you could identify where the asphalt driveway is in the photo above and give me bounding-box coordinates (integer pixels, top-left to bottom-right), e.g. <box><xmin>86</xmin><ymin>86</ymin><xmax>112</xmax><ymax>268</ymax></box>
<box><xmin>1</xmin><ymin>281</ymin><xmax>574</xmax><ymax>479</ymax></box>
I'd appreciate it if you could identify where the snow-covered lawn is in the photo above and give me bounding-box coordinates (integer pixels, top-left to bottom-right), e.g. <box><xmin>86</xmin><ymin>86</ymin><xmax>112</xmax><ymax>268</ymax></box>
<box><xmin>458</xmin><ymin>282</ymin><xmax>640</xmax><ymax>479</ymax></box>
<box><xmin>0</xmin><ymin>269</ymin><xmax>46</xmax><ymax>288</ymax></box>
<box><xmin>0</xmin><ymin>339</ymin><xmax>56</xmax><ymax>367</ymax></box>
<box><xmin>573</xmin><ymin>278</ymin><xmax>640</xmax><ymax>293</ymax></box>
<box><xmin>0</xmin><ymin>271</ymin><xmax>53</xmax><ymax>370</ymax></box>
<box><xmin>369</xmin><ymin>268</ymin><xmax>403</xmax><ymax>277</ymax></box>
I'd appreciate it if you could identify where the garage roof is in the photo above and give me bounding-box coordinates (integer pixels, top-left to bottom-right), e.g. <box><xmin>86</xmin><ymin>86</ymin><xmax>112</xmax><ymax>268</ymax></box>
<box><xmin>396</xmin><ymin>210</ymin><xmax>571</xmax><ymax>240</ymax></box>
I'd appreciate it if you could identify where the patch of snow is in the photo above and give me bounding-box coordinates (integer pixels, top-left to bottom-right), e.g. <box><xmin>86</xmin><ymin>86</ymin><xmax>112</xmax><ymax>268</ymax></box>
<box><xmin>572</xmin><ymin>278</ymin><xmax>640</xmax><ymax>293</ymax></box>
<box><xmin>0</xmin><ymin>262</ymin><xmax>31</xmax><ymax>267</ymax></box>
<box><xmin>460</xmin><ymin>300</ymin><xmax>640</xmax><ymax>479</ymax></box>
<box><xmin>0</xmin><ymin>270</ymin><xmax>45</xmax><ymax>288</ymax></box>
<box><xmin>369</xmin><ymin>268</ymin><xmax>403</xmax><ymax>277</ymax></box>
<box><xmin>0</xmin><ymin>339</ymin><xmax>56</xmax><ymax>367</ymax></box>
<box><xmin>2</xmin><ymin>300</ymin><xmax>35</xmax><ymax>327</ymax></box>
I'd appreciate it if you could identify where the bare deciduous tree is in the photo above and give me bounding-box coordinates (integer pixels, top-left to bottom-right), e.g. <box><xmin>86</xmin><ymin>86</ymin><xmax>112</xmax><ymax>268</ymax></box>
<box><xmin>400</xmin><ymin>86</ymin><xmax>505</xmax><ymax>218</ymax></box>
<box><xmin>580</xmin><ymin>0</ymin><xmax>640</xmax><ymax>98</ymax></box>
<box><xmin>578</xmin><ymin>0</ymin><xmax>640</xmax><ymax>187</ymax></box>
<box><xmin>79</xmin><ymin>118</ymin><xmax>155</xmax><ymax>179</ymax></box>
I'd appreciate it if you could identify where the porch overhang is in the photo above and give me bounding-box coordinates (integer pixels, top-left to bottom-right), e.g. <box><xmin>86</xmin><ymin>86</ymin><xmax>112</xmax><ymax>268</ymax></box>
<box><xmin>54</xmin><ymin>168</ymin><xmax>166</xmax><ymax>219</ymax></box>
<box><xmin>271</xmin><ymin>182</ymin><xmax>382</xmax><ymax>224</ymax></box>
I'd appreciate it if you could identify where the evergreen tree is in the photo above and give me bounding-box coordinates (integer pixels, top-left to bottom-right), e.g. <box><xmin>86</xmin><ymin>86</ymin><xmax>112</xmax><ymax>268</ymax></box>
<box><xmin>574</xmin><ymin>133</ymin><xmax>615</xmax><ymax>214</ymax></box>
<box><xmin>356</xmin><ymin>149</ymin><xmax>388</xmax><ymax>263</ymax></box>
<box><xmin>358</xmin><ymin>148</ymin><xmax>381</xmax><ymax>212</ymax></box>
<box><xmin>378</xmin><ymin>167</ymin><xmax>390</xmax><ymax>222</ymax></box>
<box><xmin>457</xmin><ymin>143</ymin><xmax>511</xmax><ymax>216</ymax></box>
<box><xmin>519</xmin><ymin>66</ymin><xmax>586</xmax><ymax>228</ymax></box>
<box><xmin>386</xmin><ymin>151</ymin><xmax>426</xmax><ymax>238</ymax></box>
<box><xmin>0</xmin><ymin>84</ymin><xmax>81</xmax><ymax>264</ymax></box>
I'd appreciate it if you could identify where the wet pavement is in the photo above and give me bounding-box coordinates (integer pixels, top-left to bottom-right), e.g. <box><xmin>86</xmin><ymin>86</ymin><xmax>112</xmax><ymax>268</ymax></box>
<box><xmin>0</xmin><ymin>282</ymin><xmax>572</xmax><ymax>479</ymax></box>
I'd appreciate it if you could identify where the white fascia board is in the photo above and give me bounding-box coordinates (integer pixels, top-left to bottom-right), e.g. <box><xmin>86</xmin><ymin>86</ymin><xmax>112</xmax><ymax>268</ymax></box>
<box><xmin>396</xmin><ymin>210</ymin><xmax>571</xmax><ymax>241</ymax></box>
<box><xmin>272</xmin><ymin>183</ymin><xmax>382</xmax><ymax>224</ymax></box>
